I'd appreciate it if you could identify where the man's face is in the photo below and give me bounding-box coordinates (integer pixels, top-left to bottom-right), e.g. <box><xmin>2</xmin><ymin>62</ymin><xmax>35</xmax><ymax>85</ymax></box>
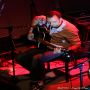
<box><xmin>47</xmin><ymin>15</ymin><xmax>62</xmax><ymax>28</ymax></box>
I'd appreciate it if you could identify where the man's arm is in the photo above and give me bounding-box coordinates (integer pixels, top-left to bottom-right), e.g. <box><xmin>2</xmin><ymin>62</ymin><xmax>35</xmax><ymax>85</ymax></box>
<box><xmin>64</xmin><ymin>29</ymin><xmax>81</xmax><ymax>51</ymax></box>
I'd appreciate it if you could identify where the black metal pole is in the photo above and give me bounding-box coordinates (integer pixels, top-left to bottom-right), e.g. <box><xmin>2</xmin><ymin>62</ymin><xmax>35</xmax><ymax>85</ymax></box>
<box><xmin>29</xmin><ymin>0</ymin><xmax>38</xmax><ymax>22</ymax></box>
<box><xmin>69</xmin><ymin>58</ymin><xmax>90</xmax><ymax>89</ymax></box>
<box><xmin>78</xmin><ymin>64</ymin><xmax>83</xmax><ymax>90</ymax></box>
<box><xmin>64</xmin><ymin>49</ymin><xmax>71</xmax><ymax>82</ymax></box>
<box><xmin>10</xmin><ymin>50</ymin><xmax>16</xmax><ymax>78</ymax></box>
<box><xmin>88</xmin><ymin>59</ymin><xmax>90</xmax><ymax>78</ymax></box>
<box><xmin>7</xmin><ymin>25</ymin><xmax>16</xmax><ymax>78</ymax></box>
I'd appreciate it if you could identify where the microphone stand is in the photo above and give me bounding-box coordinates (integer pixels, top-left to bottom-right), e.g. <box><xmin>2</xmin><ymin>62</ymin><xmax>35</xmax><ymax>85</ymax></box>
<box><xmin>7</xmin><ymin>25</ymin><xmax>17</xmax><ymax>82</ymax></box>
<box><xmin>69</xmin><ymin>58</ymin><xmax>90</xmax><ymax>90</ymax></box>
<box><xmin>29</xmin><ymin>0</ymin><xmax>38</xmax><ymax>21</ymax></box>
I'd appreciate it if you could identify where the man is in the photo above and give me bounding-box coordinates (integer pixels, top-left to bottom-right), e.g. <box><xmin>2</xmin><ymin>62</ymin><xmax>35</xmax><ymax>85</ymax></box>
<box><xmin>27</xmin><ymin>11</ymin><xmax>81</xmax><ymax>89</ymax></box>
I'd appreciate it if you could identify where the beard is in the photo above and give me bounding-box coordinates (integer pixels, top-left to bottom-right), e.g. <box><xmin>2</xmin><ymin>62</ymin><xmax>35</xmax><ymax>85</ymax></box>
<box><xmin>51</xmin><ymin>24</ymin><xmax>61</xmax><ymax>28</ymax></box>
<box><xmin>51</xmin><ymin>20</ymin><xmax>63</xmax><ymax>29</ymax></box>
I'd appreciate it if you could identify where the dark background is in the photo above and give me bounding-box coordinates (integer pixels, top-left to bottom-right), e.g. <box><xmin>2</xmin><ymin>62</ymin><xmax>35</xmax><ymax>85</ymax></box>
<box><xmin>0</xmin><ymin>0</ymin><xmax>90</xmax><ymax>39</ymax></box>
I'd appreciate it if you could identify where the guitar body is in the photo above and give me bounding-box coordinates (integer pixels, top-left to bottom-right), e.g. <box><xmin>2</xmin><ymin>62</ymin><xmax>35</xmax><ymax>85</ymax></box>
<box><xmin>32</xmin><ymin>26</ymin><xmax>51</xmax><ymax>49</ymax></box>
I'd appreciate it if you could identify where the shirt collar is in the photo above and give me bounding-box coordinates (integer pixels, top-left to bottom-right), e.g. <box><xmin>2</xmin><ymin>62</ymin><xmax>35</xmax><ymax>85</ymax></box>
<box><xmin>50</xmin><ymin>19</ymin><xmax>66</xmax><ymax>35</ymax></box>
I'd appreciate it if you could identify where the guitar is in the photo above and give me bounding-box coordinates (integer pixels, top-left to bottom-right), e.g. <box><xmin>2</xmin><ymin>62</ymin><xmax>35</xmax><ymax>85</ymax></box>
<box><xmin>32</xmin><ymin>26</ymin><xmax>64</xmax><ymax>53</ymax></box>
<box><xmin>33</xmin><ymin>26</ymin><xmax>51</xmax><ymax>47</ymax></box>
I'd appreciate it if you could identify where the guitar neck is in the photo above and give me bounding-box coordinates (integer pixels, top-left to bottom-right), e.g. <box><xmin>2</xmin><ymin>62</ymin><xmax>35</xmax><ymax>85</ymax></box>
<box><xmin>38</xmin><ymin>38</ymin><xmax>62</xmax><ymax>48</ymax></box>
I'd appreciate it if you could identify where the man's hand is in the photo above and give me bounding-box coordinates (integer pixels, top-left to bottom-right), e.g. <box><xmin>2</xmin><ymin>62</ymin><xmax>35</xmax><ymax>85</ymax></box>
<box><xmin>53</xmin><ymin>47</ymin><xmax>62</xmax><ymax>54</ymax></box>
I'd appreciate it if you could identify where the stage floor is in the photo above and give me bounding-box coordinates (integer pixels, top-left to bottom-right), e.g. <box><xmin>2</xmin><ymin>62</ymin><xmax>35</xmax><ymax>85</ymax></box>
<box><xmin>0</xmin><ymin>57</ymin><xmax>90</xmax><ymax>90</ymax></box>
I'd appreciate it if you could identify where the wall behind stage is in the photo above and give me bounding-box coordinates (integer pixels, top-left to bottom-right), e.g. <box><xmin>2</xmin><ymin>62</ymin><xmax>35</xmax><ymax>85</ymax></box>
<box><xmin>0</xmin><ymin>0</ymin><xmax>90</xmax><ymax>39</ymax></box>
<box><xmin>0</xmin><ymin>0</ymin><xmax>31</xmax><ymax>39</ymax></box>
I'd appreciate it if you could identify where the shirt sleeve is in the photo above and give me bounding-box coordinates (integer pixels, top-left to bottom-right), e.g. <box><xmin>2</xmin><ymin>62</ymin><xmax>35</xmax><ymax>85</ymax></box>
<box><xmin>63</xmin><ymin>27</ymin><xmax>81</xmax><ymax>51</ymax></box>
